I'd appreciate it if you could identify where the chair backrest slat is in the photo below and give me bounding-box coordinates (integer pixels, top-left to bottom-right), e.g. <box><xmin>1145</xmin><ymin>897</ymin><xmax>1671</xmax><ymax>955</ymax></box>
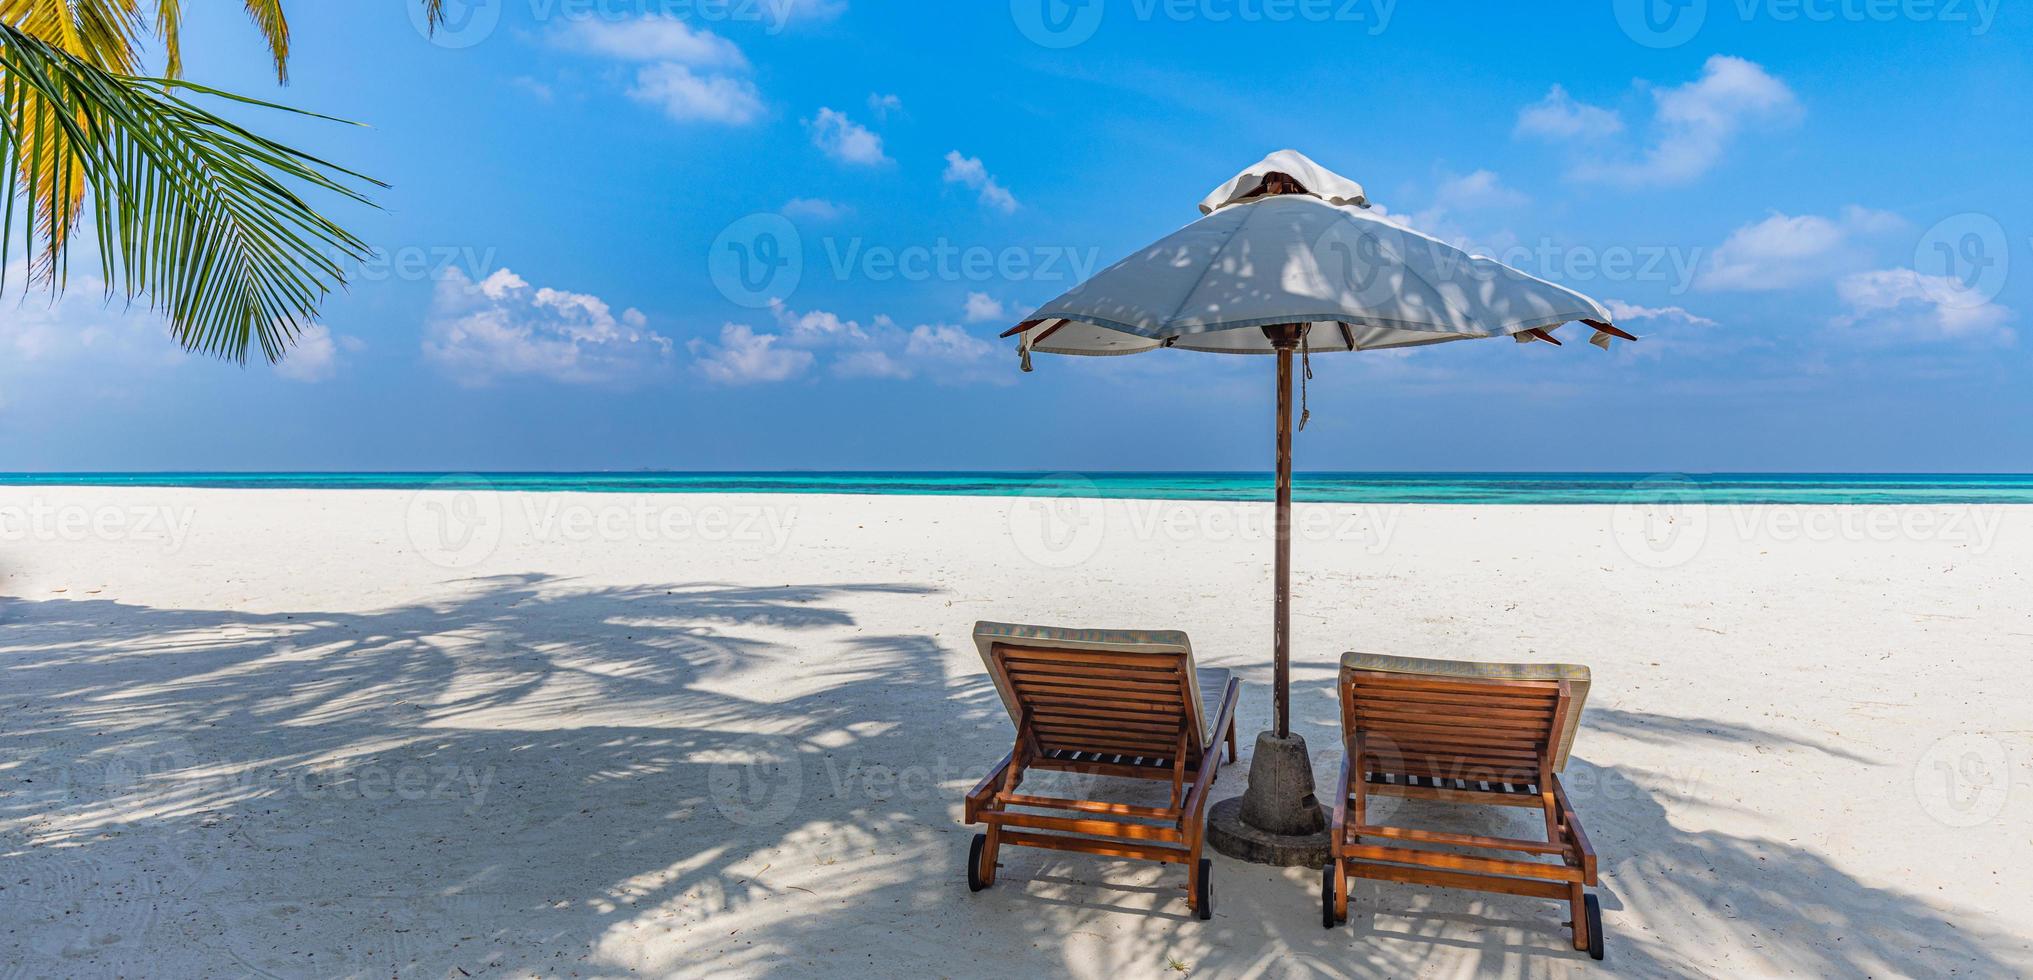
<box><xmin>1343</xmin><ymin>669</ymin><xmax>1564</xmax><ymax>784</ymax></box>
<box><xmin>995</xmin><ymin>643</ymin><xmax>1199</xmax><ymax>765</ymax></box>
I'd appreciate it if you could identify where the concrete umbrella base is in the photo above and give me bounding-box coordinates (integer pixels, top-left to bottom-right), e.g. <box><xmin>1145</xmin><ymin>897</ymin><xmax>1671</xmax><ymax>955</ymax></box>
<box><xmin>1207</xmin><ymin>730</ymin><xmax>1332</xmax><ymax>867</ymax></box>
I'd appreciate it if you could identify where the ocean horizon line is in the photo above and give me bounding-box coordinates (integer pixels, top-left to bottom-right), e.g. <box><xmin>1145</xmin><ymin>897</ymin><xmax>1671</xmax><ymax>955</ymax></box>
<box><xmin>5</xmin><ymin>471</ymin><xmax>2033</xmax><ymax>505</ymax></box>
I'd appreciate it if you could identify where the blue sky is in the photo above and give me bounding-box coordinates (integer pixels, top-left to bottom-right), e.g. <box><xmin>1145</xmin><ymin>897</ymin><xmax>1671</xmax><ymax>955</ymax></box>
<box><xmin>3</xmin><ymin>1</ymin><xmax>2029</xmax><ymax>472</ymax></box>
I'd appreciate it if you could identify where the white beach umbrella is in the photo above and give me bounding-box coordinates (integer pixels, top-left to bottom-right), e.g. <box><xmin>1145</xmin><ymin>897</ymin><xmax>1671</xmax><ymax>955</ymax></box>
<box><xmin>1001</xmin><ymin>149</ymin><xmax>1634</xmax><ymax>858</ymax></box>
<box><xmin>1008</xmin><ymin>149</ymin><xmax>1629</xmax><ymax>361</ymax></box>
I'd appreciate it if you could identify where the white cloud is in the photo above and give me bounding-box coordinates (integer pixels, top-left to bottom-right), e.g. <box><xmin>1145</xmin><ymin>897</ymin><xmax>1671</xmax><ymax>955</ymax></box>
<box><xmin>629</xmin><ymin>64</ymin><xmax>764</xmax><ymax>125</ymax></box>
<box><xmin>943</xmin><ymin>151</ymin><xmax>1018</xmax><ymax>213</ymax></box>
<box><xmin>559</xmin><ymin>14</ymin><xmax>747</xmax><ymax>68</ymax></box>
<box><xmin>1432</xmin><ymin>169</ymin><xmax>1527</xmax><ymax>211</ymax></box>
<box><xmin>0</xmin><ymin>264</ymin><xmax>188</xmax><ymax>403</ymax></box>
<box><xmin>905</xmin><ymin>323</ymin><xmax>995</xmax><ymax>364</ymax></box>
<box><xmin>1702</xmin><ymin>206</ymin><xmax>1904</xmax><ymax>291</ymax></box>
<box><xmin>273</xmin><ymin>323</ymin><xmax>357</xmax><ymax>383</ymax></box>
<box><xmin>510</xmin><ymin>76</ymin><xmax>554</xmax><ymax>103</ymax></box>
<box><xmin>1599</xmin><ymin>299</ymin><xmax>1725</xmax><ymax>361</ymax></box>
<box><xmin>692</xmin><ymin>303</ymin><xmax>1003</xmax><ymax>384</ymax></box>
<box><xmin>835</xmin><ymin>321</ymin><xmax>998</xmax><ymax>382</ymax></box>
<box><xmin>1394</xmin><ymin>169</ymin><xmax>1529</xmax><ymax>240</ymax></box>
<box><xmin>772</xmin><ymin>302</ymin><xmax>871</xmax><ymax>345</ymax></box>
<box><xmin>832</xmin><ymin>349</ymin><xmax>913</xmax><ymax>379</ymax></box>
<box><xmin>689</xmin><ymin>323</ymin><xmax>815</xmax><ymax>384</ymax></box>
<box><xmin>561</xmin><ymin>14</ymin><xmax>763</xmax><ymax>127</ymax></box>
<box><xmin>423</xmin><ymin>267</ymin><xmax>673</xmax><ymax>387</ymax></box>
<box><xmin>1605</xmin><ymin>300</ymin><xmax>1718</xmax><ymax>328</ymax></box>
<box><xmin>962</xmin><ymin>292</ymin><xmax>1005</xmax><ymax>323</ymax></box>
<box><xmin>1831</xmin><ymin>269</ymin><xmax>2013</xmax><ymax>345</ymax></box>
<box><xmin>782</xmin><ymin>197</ymin><xmax>851</xmax><ymax>221</ymax></box>
<box><xmin>809</xmin><ymin>108</ymin><xmax>888</xmax><ymax>165</ymax></box>
<box><xmin>1515</xmin><ymin>85</ymin><xmax>1624</xmax><ymax>141</ymax></box>
<box><xmin>1519</xmin><ymin>56</ymin><xmax>1800</xmax><ymax>186</ymax></box>
<box><xmin>867</xmin><ymin>92</ymin><xmax>902</xmax><ymax>119</ymax></box>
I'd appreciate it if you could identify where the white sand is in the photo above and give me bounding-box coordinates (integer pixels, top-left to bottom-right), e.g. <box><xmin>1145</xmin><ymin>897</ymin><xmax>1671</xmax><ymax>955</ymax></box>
<box><xmin>3</xmin><ymin>486</ymin><xmax>2030</xmax><ymax>978</ymax></box>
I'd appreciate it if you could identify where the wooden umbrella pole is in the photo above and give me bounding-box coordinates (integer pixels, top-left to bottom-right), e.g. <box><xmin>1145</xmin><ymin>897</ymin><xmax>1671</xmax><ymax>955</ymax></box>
<box><xmin>1270</xmin><ymin>324</ymin><xmax>1300</xmax><ymax>739</ymax></box>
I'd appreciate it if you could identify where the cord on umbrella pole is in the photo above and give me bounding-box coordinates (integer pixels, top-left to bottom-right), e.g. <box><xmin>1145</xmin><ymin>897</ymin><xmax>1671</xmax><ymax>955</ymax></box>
<box><xmin>1298</xmin><ymin>330</ymin><xmax>1312</xmax><ymax>431</ymax></box>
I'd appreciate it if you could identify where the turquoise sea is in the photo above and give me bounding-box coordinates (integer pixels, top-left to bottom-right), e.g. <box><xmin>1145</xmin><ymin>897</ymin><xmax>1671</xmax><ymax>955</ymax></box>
<box><xmin>3</xmin><ymin>473</ymin><xmax>2032</xmax><ymax>505</ymax></box>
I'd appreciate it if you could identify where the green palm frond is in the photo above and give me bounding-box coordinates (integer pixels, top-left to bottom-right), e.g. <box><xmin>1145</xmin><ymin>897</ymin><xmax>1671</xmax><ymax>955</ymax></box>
<box><xmin>1</xmin><ymin>20</ymin><xmax>382</xmax><ymax>363</ymax></box>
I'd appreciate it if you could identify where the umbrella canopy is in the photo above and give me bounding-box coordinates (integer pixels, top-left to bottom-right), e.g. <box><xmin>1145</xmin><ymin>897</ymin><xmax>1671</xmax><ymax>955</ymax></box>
<box><xmin>1004</xmin><ymin>149</ymin><xmax>1631</xmax><ymax>359</ymax></box>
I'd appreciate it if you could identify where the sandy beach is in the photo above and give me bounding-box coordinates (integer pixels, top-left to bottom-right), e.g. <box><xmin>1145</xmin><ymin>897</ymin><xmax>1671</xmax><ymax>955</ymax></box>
<box><xmin>3</xmin><ymin>486</ymin><xmax>2030</xmax><ymax>978</ymax></box>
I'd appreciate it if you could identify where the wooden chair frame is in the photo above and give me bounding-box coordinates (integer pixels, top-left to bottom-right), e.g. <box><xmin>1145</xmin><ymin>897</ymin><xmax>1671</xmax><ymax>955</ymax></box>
<box><xmin>962</xmin><ymin>641</ymin><xmax>1240</xmax><ymax>918</ymax></box>
<box><xmin>1325</xmin><ymin>666</ymin><xmax>1604</xmax><ymax>959</ymax></box>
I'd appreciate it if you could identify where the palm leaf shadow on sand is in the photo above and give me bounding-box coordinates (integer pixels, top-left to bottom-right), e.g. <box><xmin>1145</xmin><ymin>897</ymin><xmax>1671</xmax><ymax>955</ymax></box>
<box><xmin>1</xmin><ymin>576</ymin><xmax>2023</xmax><ymax>977</ymax></box>
<box><xmin>1</xmin><ymin>576</ymin><xmax>1005</xmax><ymax>975</ymax></box>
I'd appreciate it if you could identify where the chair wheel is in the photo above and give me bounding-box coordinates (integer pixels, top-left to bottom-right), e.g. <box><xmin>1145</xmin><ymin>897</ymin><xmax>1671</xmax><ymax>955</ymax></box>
<box><xmin>967</xmin><ymin>833</ymin><xmax>989</xmax><ymax>892</ymax></box>
<box><xmin>1320</xmin><ymin>863</ymin><xmax>1339</xmax><ymax>928</ymax></box>
<box><xmin>1584</xmin><ymin>893</ymin><xmax>1604</xmax><ymax>961</ymax></box>
<box><xmin>1194</xmin><ymin>858</ymin><xmax>1213</xmax><ymax>920</ymax></box>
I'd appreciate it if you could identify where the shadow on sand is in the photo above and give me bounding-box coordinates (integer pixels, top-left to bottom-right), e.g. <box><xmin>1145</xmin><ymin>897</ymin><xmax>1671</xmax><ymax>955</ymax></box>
<box><xmin>1</xmin><ymin>577</ymin><xmax>2021</xmax><ymax>977</ymax></box>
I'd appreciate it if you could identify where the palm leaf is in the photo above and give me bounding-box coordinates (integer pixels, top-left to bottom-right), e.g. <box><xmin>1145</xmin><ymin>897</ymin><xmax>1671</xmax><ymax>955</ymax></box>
<box><xmin>3</xmin><ymin>0</ymin><xmax>146</xmax><ymax>272</ymax></box>
<box><xmin>1</xmin><ymin>20</ymin><xmax>381</xmax><ymax>363</ymax></box>
<box><xmin>0</xmin><ymin>0</ymin><xmax>146</xmax><ymax>70</ymax></box>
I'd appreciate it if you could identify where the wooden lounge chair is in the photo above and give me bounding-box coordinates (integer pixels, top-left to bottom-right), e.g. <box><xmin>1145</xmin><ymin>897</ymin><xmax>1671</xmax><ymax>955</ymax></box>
<box><xmin>1323</xmin><ymin>653</ymin><xmax>1605</xmax><ymax>960</ymax></box>
<box><xmin>962</xmin><ymin>622</ymin><xmax>1240</xmax><ymax>919</ymax></box>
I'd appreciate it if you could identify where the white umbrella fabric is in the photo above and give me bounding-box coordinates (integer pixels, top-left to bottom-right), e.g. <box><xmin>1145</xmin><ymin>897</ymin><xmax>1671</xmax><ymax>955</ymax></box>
<box><xmin>1008</xmin><ymin>150</ymin><xmax>1627</xmax><ymax>360</ymax></box>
